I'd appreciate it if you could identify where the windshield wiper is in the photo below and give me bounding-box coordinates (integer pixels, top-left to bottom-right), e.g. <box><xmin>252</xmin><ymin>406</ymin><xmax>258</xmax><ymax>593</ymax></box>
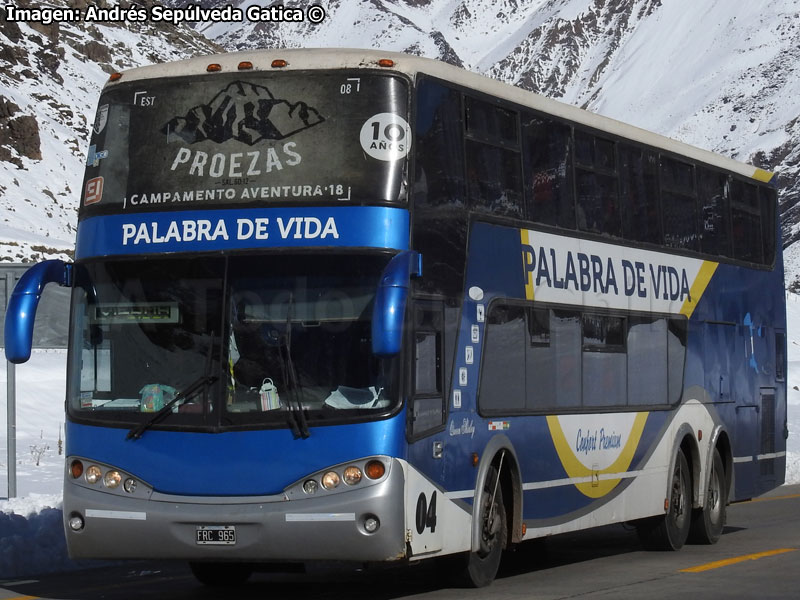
<box><xmin>280</xmin><ymin>293</ymin><xmax>310</xmax><ymax>439</ymax></box>
<box><xmin>126</xmin><ymin>374</ymin><xmax>218</xmax><ymax>440</ymax></box>
<box><xmin>127</xmin><ymin>333</ymin><xmax>217</xmax><ymax>441</ymax></box>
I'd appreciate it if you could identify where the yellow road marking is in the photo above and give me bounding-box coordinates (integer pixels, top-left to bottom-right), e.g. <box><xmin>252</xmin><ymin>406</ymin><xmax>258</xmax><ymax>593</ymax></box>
<box><xmin>4</xmin><ymin>595</ymin><xmax>40</xmax><ymax>600</ymax></box>
<box><xmin>680</xmin><ymin>548</ymin><xmax>796</xmax><ymax>573</ymax></box>
<box><xmin>746</xmin><ymin>493</ymin><xmax>800</xmax><ymax>504</ymax></box>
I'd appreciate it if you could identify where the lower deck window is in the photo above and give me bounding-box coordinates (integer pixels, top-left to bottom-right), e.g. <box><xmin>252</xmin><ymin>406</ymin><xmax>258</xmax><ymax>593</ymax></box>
<box><xmin>479</xmin><ymin>302</ymin><xmax>687</xmax><ymax>414</ymax></box>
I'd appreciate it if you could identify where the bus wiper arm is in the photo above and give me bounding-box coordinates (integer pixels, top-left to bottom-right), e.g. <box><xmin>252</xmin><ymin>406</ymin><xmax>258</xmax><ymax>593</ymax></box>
<box><xmin>126</xmin><ymin>374</ymin><xmax>218</xmax><ymax>441</ymax></box>
<box><xmin>281</xmin><ymin>293</ymin><xmax>310</xmax><ymax>439</ymax></box>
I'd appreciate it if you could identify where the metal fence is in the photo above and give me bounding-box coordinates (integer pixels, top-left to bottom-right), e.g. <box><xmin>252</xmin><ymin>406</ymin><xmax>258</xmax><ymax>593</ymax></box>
<box><xmin>0</xmin><ymin>263</ymin><xmax>71</xmax><ymax>349</ymax></box>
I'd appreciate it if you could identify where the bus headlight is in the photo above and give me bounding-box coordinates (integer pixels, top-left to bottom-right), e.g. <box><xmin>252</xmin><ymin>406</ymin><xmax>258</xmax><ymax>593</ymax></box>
<box><xmin>85</xmin><ymin>465</ymin><xmax>102</xmax><ymax>484</ymax></box>
<box><xmin>103</xmin><ymin>470</ymin><xmax>122</xmax><ymax>489</ymax></box>
<box><xmin>343</xmin><ymin>466</ymin><xmax>362</xmax><ymax>485</ymax></box>
<box><xmin>321</xmin><ymin>471</ymin><xmax>340</xmax><ymax>489</ymax></box>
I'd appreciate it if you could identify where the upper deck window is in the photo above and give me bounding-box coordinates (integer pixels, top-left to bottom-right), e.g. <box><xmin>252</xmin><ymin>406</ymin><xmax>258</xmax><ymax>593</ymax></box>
<box><xmin>80</xmin><ymin>72</ymin><xmax>410</xmax><ymax>217</ymax></box>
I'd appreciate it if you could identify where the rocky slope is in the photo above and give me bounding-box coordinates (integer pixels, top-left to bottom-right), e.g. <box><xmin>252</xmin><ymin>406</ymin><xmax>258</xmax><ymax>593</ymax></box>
<box><xmin>0</xmin><ymin>0</ymin><xmax>220</xmax><ymax>262</ymax></box>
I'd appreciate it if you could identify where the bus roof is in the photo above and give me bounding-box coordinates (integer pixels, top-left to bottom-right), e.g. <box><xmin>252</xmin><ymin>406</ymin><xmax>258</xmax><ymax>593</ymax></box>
<box><xmin>109</xmin><ymin>48</ymin><xmax>772</xmax><ymax>183</ymax></box>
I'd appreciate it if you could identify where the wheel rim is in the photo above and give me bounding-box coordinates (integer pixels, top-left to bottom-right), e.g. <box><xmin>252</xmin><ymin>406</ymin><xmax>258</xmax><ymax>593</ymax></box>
<box><xmin>671</xmin><ymin>460</ymin><xmax>687</xmax><ymax>528</ymax></box>
<box><xmin>478</xmin><ymin>491</ymin><xmax>501</xmax><ymax>557</ymax></box>
<box><xmin>707</xmin><ymin>462</ymin><xmax>722</xmax><ymax>525</ymax></box>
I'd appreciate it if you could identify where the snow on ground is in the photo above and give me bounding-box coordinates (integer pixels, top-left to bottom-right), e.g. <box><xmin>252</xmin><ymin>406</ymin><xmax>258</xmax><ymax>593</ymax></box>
<box><xmin>2</xmin><ymin>315</ymin><xmax>800</xmax><ymax>578</ymax></box>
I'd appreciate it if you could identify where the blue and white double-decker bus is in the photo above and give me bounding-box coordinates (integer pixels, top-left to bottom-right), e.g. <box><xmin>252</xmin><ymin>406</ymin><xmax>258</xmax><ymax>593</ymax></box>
<box><xmin>5</xmin><ymin>49</ymin><xmax>785</xmax><ymax>587</ymax></box>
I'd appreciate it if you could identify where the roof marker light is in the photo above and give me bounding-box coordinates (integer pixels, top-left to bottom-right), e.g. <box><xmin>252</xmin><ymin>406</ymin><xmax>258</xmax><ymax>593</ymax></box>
<box><xmin>109</xmin><ymin>72</ymin><xmax>122</xmax><ymax>82</ymax></box>
<box><xmin>378</xmin><ymin>59</ymin><xmax>394</xmax><ymax>68</ymax></box>
<box><xmin>206</xmin><ymin>63</ymin><xmax>222</xmax><ymax>72</ymax></box>
<box><xmin>271</xmin><ymin>59</ymin><xmax>288</xmax><ymax>68</ymax></box>
<box><xmin>238</xmin><ymin>61</ymin><xmax>254</xmax><ymax>70</ymax></box>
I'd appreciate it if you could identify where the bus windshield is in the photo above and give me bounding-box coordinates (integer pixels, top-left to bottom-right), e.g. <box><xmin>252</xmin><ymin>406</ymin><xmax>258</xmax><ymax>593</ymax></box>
<box><xmin>67</xmin><ymin>254</ymin><xmax>399</xmax><ymax>430</ymax></box>
<box><xmin>80</xmin><ymin>71</ymin><xmax>410</xmax><ymax>216</ymax></box>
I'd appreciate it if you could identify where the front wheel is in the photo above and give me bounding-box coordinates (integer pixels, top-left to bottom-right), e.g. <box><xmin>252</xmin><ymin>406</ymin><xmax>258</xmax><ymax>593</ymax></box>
<box><xmin>689</xmin><ymin>447</ymin><xmax>727</xmax><ymax>544</ymax></box>
<box><xmin>637</xmin><ymin>449</ymin><xmax>692</xmax><ymax>551</ymax></box>
<box><xmin>456</xmin><ymin>466</ymin><xmax>507</xmax><ymax>587</ymax></box>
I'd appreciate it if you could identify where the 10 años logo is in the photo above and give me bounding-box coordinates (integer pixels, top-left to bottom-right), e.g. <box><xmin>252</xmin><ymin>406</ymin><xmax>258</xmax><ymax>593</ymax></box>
<box><xmin>360</xmin><ymin>113</ymin><xmax>412</xmax><ymax>162</ymax></box>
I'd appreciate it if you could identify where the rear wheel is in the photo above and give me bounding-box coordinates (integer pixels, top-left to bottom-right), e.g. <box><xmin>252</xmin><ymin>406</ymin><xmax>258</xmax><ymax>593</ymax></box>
<box><xmin>689</xmin><ymin>447</ymin><xmax>727</xmax><ymax>544</ymax></box>
<box><xmin>189</xmin><ymin>562</ymin><xmax>253</xmax><ymax>587</ymax></box>
<box><xmin>457</xmin><ymin>466</ymin><xmax>507</xmax><ymax>587</ymax></box>
<box><xmin>637</xmin><ymin>449</ymin><xmax>692</xmax><ymax>550</ymax></box>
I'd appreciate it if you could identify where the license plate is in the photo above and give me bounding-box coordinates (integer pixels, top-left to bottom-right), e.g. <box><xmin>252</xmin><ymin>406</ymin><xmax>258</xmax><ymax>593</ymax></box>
<box><xmin>196</xmin><ymin>525</ymin><xmax>236</xmax><ymax>545</ymax></box>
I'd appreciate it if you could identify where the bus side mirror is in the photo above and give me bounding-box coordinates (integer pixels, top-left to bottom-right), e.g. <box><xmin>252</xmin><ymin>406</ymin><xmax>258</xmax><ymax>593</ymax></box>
<box><xmin>4</xmin><ymin>259</ymin><xmax>73</xmax><ymax>364</ymax></box>
<box><xmin>372</xmin><ymin>251</ymin><xmax>422</xmax><ymax>357</ymax></box>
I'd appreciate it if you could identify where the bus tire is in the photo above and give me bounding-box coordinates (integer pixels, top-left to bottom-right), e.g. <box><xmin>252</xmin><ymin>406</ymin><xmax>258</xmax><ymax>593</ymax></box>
<box><xmin>688</xmin><ymin>447</ymin><xmax>727</xmax><ymax>544</ymax></box>
<box><xmin>189</xmin><ymin>562</ymin><xmax>253</xmax><ymax>586</ymax></box>
<box><xmin>458</xmin><ymin>466</ymin><xmax>507</xmax><ymax>587</ymax></box>
<box><xmin>636</xmin><ymin>449</ymin><xmax>692</xmax><ymax>551</ymax></box>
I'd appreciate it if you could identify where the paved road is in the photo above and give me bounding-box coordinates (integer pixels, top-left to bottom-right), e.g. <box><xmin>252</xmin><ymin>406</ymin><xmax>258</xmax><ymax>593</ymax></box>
<box><xmin>2</xmin><ymin>484</ymin><xmax>799</xmax><ymax>600</ymax></box>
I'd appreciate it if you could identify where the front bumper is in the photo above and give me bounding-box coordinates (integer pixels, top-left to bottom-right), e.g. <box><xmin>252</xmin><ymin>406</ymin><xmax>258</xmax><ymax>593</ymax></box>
<box><xmin>64</xmin><ymin>458</ymin><xmax>407</xmax><ymax>562</ymax></box>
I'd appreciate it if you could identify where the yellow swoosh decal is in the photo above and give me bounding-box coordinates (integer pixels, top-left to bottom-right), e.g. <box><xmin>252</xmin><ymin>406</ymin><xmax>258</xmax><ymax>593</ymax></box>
<box><xmin>546</xmin><ymin>412</ymin><xmax>648</xmax><ymax>498</ymax></box>
<box><xmin>680</xmin><ymin>260</ymin><xmax>718</xmax><ymax>318</ymax></box>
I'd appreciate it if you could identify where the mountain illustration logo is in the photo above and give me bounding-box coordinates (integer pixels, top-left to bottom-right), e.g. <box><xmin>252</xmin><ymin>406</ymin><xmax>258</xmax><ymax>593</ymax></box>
<box><xmin>162</xmin><ymin>81</ymin><xmax>325</xmax><ymax>145</ymax></box>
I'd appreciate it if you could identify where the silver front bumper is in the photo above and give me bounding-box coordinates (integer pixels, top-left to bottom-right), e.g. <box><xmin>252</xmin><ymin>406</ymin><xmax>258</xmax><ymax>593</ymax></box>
<box><xmin>64</xmin><ymin>459</ymin><xmax>407</xmax><ymax>563</ymax></box>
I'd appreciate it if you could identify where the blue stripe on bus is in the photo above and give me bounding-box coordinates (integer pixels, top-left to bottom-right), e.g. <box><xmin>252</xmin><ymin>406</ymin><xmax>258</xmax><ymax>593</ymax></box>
<box><xmin>66</xmin><ymin>411</ymin><xmax>407</xmax><ymax>496</ymax></box>
<box><xmin>75</xmin><ymin>206</ymin><xmax>410</xmax><ymax>259</ymax></box>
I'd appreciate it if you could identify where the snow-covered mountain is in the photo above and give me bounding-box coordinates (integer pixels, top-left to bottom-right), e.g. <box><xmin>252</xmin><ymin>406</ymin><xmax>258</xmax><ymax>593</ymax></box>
<box><xmin>197</xmin><ymin>0</ymin><xmax>800</xmax><ymax>253</ymax></box>
<box><xmin>0</xmin><ymin>0</ymin><xmax>220</xmax><ymax>262</ymax></box>
<box><xmin>2</xmin><ymin>0</ymin><xmax>799</xmax><ymax>277</ymax></box>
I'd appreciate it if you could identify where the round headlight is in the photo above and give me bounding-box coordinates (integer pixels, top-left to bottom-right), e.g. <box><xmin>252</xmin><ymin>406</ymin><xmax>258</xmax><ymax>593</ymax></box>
<box><xmin>123</xmin><ymin>478</ymin><xmax>137</xmax><ymax>494</ymax></box>
<box><xmin>321</xmin><ymin>471</ymin><xmax>340</xmax><ymax>489</ymax></box>
<box><xmin>303</xmin><ymin>479</ymin><xmax>319</xmax><ymax>495</ymax></box>
<box><xmin>103</xmin><ymin>470</ymin><xmax>122</xmax><ymax>489</ymax></box>
<box><xmin>343</xmin><ymin>466</ymin><xmax>362</xmax><ymax>486</ymax></box>
<box><xmin>85</xmin><ymin>465</ymin><xmax>102</xmax><ymax>484</ymax></box>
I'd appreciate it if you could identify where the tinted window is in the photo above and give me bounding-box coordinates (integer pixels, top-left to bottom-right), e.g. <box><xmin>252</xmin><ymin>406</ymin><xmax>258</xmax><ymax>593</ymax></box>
<box><xmin>730</xmin><ymin>179</ymin><xmax>762</xmax><ymax>263</ymax></box>
<box><xmin>465</xmin><ymin>96</ymin><xmax>523</xmax><ymax>218</ymax></box>
<box><xmin>576</xmin><ymin>171</ymin><xmax>621</xmax><ymax>237</ymax></box>
<box><xmin>415</xmin><ymin>333</ymin><xmax>439</xmax><ymax>394</ymax></box>
<box><xmin>698</xmin><ymin>169</ymin><xmax>731</xmax><ymax>256</ymax></box>
<box><xmin>619</xmin><ymin>146</ymin><xmax>660</xmax><ymax>244</ymax></box>
<box><xmin>575</xmin><ymin>131</ymin><xmax>620</xmax><ymax>237</ymax></box>
<box><xmin>480</xmin><ymin>304</ymin><xmax>526</xmax><ymax>412</ymax></box>
<box><xmin>480</xmin><ymin>303</ymin><xmax>687</xmax><ymax>414</ymax></box>
<box><xmin>522</xmin><ymin>114</ymin><xmax>575</xmax><ymax>228</ymax></box>
<box><xmin>465</xmin><ymin>96</ymin><xmax>517</xmax><ymax>145</ymax></box>
<box><xmin>413</xmin><ymin>78</ymin><xmax>468</xmax><ymax>296</ymax></box>
<box><xmin>661</xmin><ymin>157</ymin><xmax>698</xmax><ymax>251</ymax></box>
<box><xmin>81</xmin><ymin>72</ymin><xmax>409</xmax><ymax>218</ymax></box>
<box><xmin>466</xmin><ymin>140</ymin><xmax>523</xmax><ymax>217</ymax></box>
<box><xmin>761</xmin><ymin>187</ymin><xmax>777</xmax><ymax>266</ymax></box>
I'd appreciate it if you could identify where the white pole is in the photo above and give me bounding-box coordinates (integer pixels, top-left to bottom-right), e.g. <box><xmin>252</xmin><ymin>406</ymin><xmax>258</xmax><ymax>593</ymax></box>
<box><xmin>5</xmin><ymin>271</ymin><xmax>16</xmax><ymax>498</ymax></box>
<box><xmin>6</xmin><ymin>359</ymin><xmax>15</xmax><ymax>498</ymax></box>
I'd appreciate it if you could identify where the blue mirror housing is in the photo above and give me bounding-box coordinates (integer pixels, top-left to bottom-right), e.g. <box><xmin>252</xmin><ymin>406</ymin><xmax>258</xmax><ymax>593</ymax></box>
<box><xmin>4</xmin><ymin>259</ymin><xmax>73</xmax><ymax>364</ymax></box>
<box><xmin>372</xmin><ymin>251</ymin><xmax>422</xmax><ymax>357</ymax></box>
